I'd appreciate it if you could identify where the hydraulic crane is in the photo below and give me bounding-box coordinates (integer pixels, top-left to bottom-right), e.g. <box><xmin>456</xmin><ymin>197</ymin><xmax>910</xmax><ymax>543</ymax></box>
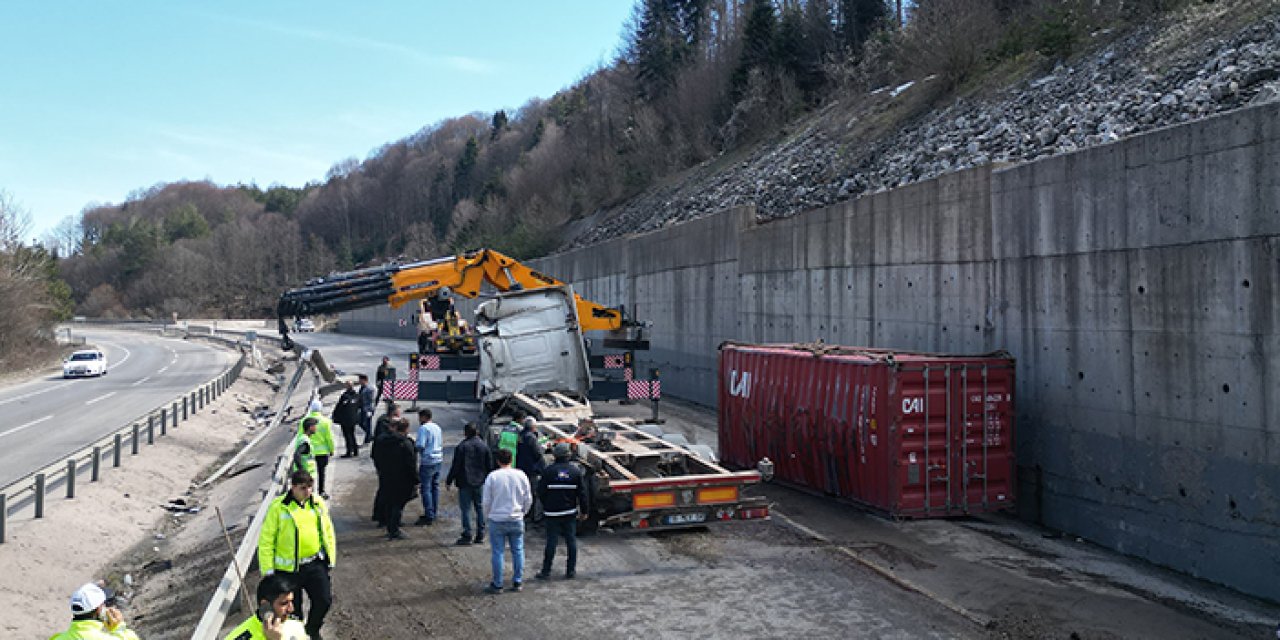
<box><xmin>276</xmin><ymin>248</ymin><xmax>645</xmax><ymax>351</ymax></box>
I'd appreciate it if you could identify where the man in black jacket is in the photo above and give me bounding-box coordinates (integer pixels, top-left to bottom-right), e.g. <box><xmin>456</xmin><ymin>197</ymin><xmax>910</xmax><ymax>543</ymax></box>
<box><xmin>536</xmin><ymin>442</ymin><xmax>590</xmax><ymax>580</ymax></box>
<box><xmin>515</xmin><ymin>416</ymin><xmax>546</xmax><ymax>518</ymax></box>
<box><xmin>374</xmin><ymin>356</ymin><xmax>393</xmax><ymax>406</ymax></box>
<box><xmin>331</xmin><ymin>381</ymin><xmax>363</xmax><ymax>457</ymax></box>
<box><xmin>446</xmin><ymin>422</ymin><xmax>495</xmax><ymax>545</ymax></box>
<box><xmin>372</xmin><ymin>418</ymin><xmax>418</xmax><ymax>540</ymax></box>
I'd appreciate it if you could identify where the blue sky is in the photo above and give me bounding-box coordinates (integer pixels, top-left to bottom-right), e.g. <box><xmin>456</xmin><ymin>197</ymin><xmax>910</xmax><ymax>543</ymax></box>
<box><xmin>0</xmin><ymin>2</ymin><xmax>636</xmax><ymax>239</ymax></box>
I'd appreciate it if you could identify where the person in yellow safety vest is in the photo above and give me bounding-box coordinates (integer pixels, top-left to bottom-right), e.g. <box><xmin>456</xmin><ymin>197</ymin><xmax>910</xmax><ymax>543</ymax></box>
<box><xmin>259</xmin><ymin>470</ymin><xmax>336</xmax><ymax>640</ymax></box>
<box><xmin>49</xmin><ymin>582</ymin><xmax>140</xmax><ymax>639</ymax></box>
<box><xmin>293</xmin><ymin>418</ymin><xmax>318</xmax><ymax>479</ymax></box>
<box><xmin>298</xmin><ymin>399</ymin><xmax>336</xmax><ymax>499</ymax></box>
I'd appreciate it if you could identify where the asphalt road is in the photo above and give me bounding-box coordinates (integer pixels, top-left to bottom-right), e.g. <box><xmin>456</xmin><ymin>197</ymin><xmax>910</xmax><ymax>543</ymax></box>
<box><xmin>0</xmin><ymin>329</ymin><xmax>236</xmax><ymax>487</ymax></box>
<box><xmin>294</xmin><ymin>331</ymin><xmax>476</xmax><ymax>383</ymax></box>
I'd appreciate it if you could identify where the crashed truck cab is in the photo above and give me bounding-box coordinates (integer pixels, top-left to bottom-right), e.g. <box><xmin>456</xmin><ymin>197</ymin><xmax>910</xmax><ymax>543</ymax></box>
<box><xmin>475</xmin><ymin>286</ymin><xmax>769</xmax><ymax>531</ymax></box>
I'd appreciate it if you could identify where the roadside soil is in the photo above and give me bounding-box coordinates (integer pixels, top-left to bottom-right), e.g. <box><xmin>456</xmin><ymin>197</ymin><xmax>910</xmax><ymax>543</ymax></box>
<box><xmin>0</xmin><ymin>347</ymin><xmax>284</xmax><ymax>638</ymax></box>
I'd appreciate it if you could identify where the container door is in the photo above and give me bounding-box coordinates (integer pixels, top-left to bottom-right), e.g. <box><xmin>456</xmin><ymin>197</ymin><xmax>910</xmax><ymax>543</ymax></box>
<box><xmin>952</xmin><ymin>362</ymin><xmax>1015</xmax><ymax>513</ymax></box>
<box><xmin>914</xmin><ymin>364</ymin><xmax>954</xmax><ymax>516</ymax></box>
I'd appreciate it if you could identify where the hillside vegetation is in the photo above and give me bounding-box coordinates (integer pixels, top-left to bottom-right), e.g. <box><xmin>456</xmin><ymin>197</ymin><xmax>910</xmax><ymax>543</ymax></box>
<box><xmin>42</xmin><ymin>0</ymin><xmax>1252</xmax><ymax>320</ymax></box>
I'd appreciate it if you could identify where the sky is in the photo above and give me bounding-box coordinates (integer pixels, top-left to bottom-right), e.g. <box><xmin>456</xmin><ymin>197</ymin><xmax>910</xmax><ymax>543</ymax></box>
<box><xmin>0</xmin><ymin>2</ymin><xmax>636</xmax><ymax>240</ymax></box>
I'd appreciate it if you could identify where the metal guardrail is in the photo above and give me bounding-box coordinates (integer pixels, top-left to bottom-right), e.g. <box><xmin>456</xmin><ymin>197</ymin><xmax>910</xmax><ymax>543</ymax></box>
<box><xmin>190</xmin><ymin>354</ymin><xmax>314</xmax><ymax>639</ymax></box>
<box><xmin>0</xmin><ymin>325</ymin><xmax>250</xmax><ymax>541</ymax></box>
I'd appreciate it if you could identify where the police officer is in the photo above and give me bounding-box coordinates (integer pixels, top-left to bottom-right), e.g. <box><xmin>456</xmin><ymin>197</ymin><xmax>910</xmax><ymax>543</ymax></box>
<box><xmin>259</xmin><ymin>470</ymin><xmax>336</xmax><ymax>640</ymax></box>
<box><xmin>535</xmin><ymin>442</ymin><xmax>590</xmax><ymax>580</ymax></box>
<box><xmin>50</xmin><ymin>582</ymin><xmax>139</xmax><ymax>639</ymax></box>
<box><xmin>293</xmin><ymin>418</ymin><xmax>318</xmax><ymax>479</ymax></box>
<box><xmin>298</xmin><ymin>400</ymin><xmax>335</xmax><ymax>498</ymax></box>
<box><xmin>223</xmin><ymin>574</ymin><xmax>308</xmax><ymax>640</ymax></box>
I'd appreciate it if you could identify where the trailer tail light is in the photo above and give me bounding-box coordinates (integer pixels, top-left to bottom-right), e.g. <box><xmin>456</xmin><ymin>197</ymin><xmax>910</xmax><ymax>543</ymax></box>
<box><xmin>738</xmin><ymin>507</ymin><xmax>770</xmax><ymax>520</ymax></box>
<box><xmin>633</xmin><ymin>492</ymin><xmax>676</xmax><ymax>509</ymax></box>
<box><xmin>697</xmin><ymin>486</ymin><xmax>739</xmax><ymax>505</ymax></box>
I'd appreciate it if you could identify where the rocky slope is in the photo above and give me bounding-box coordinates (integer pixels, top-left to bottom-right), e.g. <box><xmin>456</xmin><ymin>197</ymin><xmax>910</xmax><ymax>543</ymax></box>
<box><xmin>568</xmin><ymin>3</ymin><xmax>1280</xmax><ymax>249</ymax></box>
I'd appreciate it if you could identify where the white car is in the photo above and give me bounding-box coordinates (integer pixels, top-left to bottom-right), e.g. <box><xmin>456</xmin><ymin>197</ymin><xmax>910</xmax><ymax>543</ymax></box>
<box><xmin>64</xmin><ymin>349</ymin><xmax>108</xmax><ymax>378</ymax></box>
<box><xmin>294</xmin><ymin>318</ymin><xmax>316</xmax><ymax>332</ymax></box>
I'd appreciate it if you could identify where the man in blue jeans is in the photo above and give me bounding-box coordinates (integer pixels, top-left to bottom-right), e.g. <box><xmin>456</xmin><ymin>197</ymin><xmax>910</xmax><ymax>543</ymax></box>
<box><xmin>414</xmin><ymin>408</ymin><xmax>443</xmax><ymax>525</ymax></box>
<box><xmin>446</xmin><ymin>422</ymin><xmax>494</xmax><ymax>545</ymax></box>
<box><xmin>482</xmin><ymin>448</ymin><xmax>532</xmax><ymax>593</ymax></box>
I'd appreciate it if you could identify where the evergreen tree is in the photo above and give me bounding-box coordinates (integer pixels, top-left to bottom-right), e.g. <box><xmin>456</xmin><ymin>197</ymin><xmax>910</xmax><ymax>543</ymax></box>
<box><xmin>626</xmin><ymin>0</ymin><xmax>709</xmax><ymax>99</ymax></box>
<box><xmin>453</xmin><ymin>136</ymin><xmax>479</xmax><ymax>200</ymax></box>
<box><xmin>491</xmin><ymin>110</ymin><xmax>509</xmax><ymax>140</ymax></box>
<box><xmin>732</xmin><ymin>0</ymin><xmax>778</xmax><ymax>98</ymax></box>
<box><xmin>837</xmin><ymin>0</ymin><xmax>886</xmax><ymax>55</ymax></box>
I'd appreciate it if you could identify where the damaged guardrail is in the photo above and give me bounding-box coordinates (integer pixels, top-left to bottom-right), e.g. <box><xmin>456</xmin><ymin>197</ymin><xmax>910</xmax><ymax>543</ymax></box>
<box><xmin>190</xmin><ymin>348</ymin><xmax>321</xmax><ymax>639</ymax></box>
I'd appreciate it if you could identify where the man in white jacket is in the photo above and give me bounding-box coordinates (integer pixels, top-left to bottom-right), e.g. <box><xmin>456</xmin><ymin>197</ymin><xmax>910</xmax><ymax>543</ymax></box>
<box><xmin>482</xmin><ymin>448</ymin><xmax>532</xmax><ymax>593</ymax></box>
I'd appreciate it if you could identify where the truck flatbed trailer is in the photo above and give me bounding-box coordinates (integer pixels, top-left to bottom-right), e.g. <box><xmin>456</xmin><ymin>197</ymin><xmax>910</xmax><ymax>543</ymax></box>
<box><xmin>499</xmin><ymin>392</ymin><xmax>770</xmax><ymax>532</ymax></box>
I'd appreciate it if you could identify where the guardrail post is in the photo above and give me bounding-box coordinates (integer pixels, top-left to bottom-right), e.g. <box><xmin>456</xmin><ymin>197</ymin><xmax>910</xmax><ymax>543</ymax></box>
<box><xmin>0</xmin><ymin>493</ymin><xmax>6</xmax><ymax>543</ymax></box>
<box><xmin>191</xmin><ymin>391</ymin><xmax>197</xmax><ymax>413</ymax></box>
<box><xmin>147</xmin><ymin>416</ymin><xmax>155</xmax><ymax>445</ymax></box>
<box><xmin>66</xmin><ymin>459</ymin><xmax>76</xmax><ymax>498</ymax></box>
<box><xmin>92</xmin><ymin>447</ymin><xmax>101</xmax><ymax>481</ymax></box>
<box><xmin>34</xmin><ymin>474</ymin><xmax>45</xmax><ymax>518</ymax></box>
<box><xmin>183</xmin><ymin>397</ymin><xmax>189</xmax><ymax>421</ymax></box>
<box><xmin>161</xmin><ymin>409</ymin><xmax>168</xmax><ymax>436</ymax></box>
<box><xmin>173</xmin><ymin>402</ymin><xmax>180</xmax><ymax>426</ymax></box>
<box><xmin>132</xmin><ymin>424</ymin><xmax>140</xmax><ymax>455</ymax></box>
<box><xmin>113</xmin><ymin>434</ymin><xmax>122</xmax><ymax>467</ymax></box>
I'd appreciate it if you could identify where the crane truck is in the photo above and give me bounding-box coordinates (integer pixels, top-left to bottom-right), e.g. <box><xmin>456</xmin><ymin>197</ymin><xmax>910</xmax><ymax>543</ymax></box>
<box><xmin>474</xmin><ymin>287</ymin><xmax>770</xmax><ymax>532</ymax></box>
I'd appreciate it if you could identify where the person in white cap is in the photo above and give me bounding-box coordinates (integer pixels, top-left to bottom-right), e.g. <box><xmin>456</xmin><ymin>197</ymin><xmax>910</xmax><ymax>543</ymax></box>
<box><xmin>49</xmin><ymin>582</ymin><xmax>139</xmax><ymax>639</ymax></box>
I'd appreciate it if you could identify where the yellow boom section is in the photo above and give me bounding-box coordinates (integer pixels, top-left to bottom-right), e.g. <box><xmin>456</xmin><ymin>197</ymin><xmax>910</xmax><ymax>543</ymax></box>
<box><xmin>386</xmin><ymin>249</ymin><xmax>626</xmax><ymax>332</ymax></box>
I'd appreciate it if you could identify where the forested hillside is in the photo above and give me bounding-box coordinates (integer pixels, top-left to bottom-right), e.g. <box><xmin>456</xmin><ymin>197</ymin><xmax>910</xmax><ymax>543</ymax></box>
<box><xmin>52</xmin><ymin>0</ymin><xmax>1211</xmax><ymax>319</ymax></box>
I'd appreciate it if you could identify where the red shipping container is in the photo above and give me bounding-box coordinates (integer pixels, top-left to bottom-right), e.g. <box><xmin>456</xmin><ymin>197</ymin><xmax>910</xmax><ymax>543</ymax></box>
<box><xmin>718</xmin><ymin>343</ymin><xmax>1016</xmax><ymax>518</ymax></box>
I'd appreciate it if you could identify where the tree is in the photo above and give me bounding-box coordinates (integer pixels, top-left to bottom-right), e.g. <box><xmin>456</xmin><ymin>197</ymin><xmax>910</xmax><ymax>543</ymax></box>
<box><xmin>732</xmin><ymin>0</ymin><xmax>778</xmax><ymax>98</ymax></box>
<box><xmin>45</xmin><ymin>215</ymin><xmax>83</xmax><ymax>257</ymax></box>
<box><xmin>491</xmin><ymin>110</ymin><xmax>509</xmax><ymax>140</ymax></box>
<box><xmin>453</xmin><ymin>136</ymin><xmax>479</xmax><ymax>200</ymax></box>
<box><xmin>838</xmin><ymin>0</ymin><xmax>887</xmax><ymax>55</ymax></box>
<box><xmin>625</xmin><ymin>0</ymin><xmax>710</xmax><ymax>99</ymax></box>
<box><xmin>163</xmin><ymin>204</ymin><xmax>210</xmax><ymax>242</ymax></box>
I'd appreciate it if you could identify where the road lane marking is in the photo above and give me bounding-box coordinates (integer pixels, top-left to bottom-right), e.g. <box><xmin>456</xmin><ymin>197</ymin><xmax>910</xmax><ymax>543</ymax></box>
<box><xmin>131</xmin><ymin>376</ymin><xmax>152</xmax><ymax>386</ymax></box>
<box><xmin>158</xmin><ymin>366</ymin><xmax>169</xmax><ymax>374</ymax></box>
<box><xmin>85</xmin><ymin>392</ymin><xmax>117</xmax><ymax>405</ymax></box>
<box><xmin>0</xmin><ymin>415</ymin><xmax>53</xmax><ymax>439</ymax></box>
<box><xmin>0</xmin><ymin>381</ymin><xmax>74</xmax><ymax>406</ymax></box>
<box><xmin>96</xmin><ymin>341</ymin><xmax>133</xmax><ymax>368</ymax></box>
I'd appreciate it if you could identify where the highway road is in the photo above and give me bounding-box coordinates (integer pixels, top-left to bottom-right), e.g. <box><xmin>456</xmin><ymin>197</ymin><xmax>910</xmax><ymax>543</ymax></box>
<box><xmin>295</xmin><ymin>331</ymin><xmax>475</xmax><ymax>384</ymax></box>
<box><xmin>0</xmin><ymin>329</ymin><xmax>236</xmax><ymax>487</ymax></box>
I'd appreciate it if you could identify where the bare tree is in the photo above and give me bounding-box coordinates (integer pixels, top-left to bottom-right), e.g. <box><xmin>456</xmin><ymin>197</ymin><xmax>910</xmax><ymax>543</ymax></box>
<box><xmin>45</xmin><ymin>215</ymin><xmax>83</xmax><ymax>257</ymax></box>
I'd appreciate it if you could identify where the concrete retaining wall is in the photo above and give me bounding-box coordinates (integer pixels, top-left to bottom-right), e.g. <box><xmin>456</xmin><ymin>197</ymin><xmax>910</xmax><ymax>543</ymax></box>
<box><xmin>338</xmin><ymin>102</ymin><xmax>1280</xmax><ymax>600</ymax></box>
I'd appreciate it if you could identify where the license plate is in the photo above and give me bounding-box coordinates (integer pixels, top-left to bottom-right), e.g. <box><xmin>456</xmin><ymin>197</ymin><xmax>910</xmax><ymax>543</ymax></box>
<box><xmin>664</xmin><ymin>512</ymin><xmax>706</xmax><ymax>525</ymax></box>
